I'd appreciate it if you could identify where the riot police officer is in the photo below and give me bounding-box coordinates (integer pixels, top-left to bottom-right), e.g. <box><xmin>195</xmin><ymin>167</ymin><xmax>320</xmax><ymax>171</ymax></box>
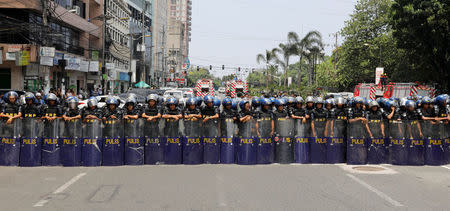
<box><xmin>291</xmin><ymin>97</ymin><xmax>306</xmax><ymax>123</ymax></box>
<box><xmin>435</xmin><ymin>94</ymin><xmax>449</xmax><ymax>122</ymax></box>
<box><xmin>201</xmin><ymin>96</ymin><xmax>219</xmax><ymax>124</ymax></box>
<box><xmin>123</xmin><ymin>97</ymin><xmax>141</xmax><ymax>120</ymax></box>
<box><xmin>81</xmin><ymin>98</ymin><xmax>102</xmax><ymax>122</ymax></box>
<box><xmin>0</xmin><ymin>91</ymin><xmax>22</xmax><ymax>124</ymax></box>
<box><xmin>311</xmin><ymin>97</ymin><xmax>328</xmax><ymax>138</ymax></box>
<box><xmin>102</xmin><ymin>96</ymin><xmax>122</xmax><ymax>121</ymax></box>
<box><xmin>62</xmin><ymin>96</ymin><xmax>81</xmax><ymax>121</ymax></box>
<box><xmin>251</xmin><ymin>97</ymin><xmax>261</xmax><ymax>113</ymax></box>
<box><xmin>404</xmin><ymin>100</ymin><xmax>424</xmax><ymax>139</ymax></box>
<box><xmin>142</xmin><ymin>94</ymin><xmax>161</xmax><ymax>121</ymax></box>
<box><xmin>162</xmin><ymin>97</ymin><xmax>182</xmax><ymax>136</ymax></box>
<box><xmin>348</xmin><ymin>96</ymin><xmax>367</xmax><ymax>124</ymax></box>
<box><xmin>41</xmin><ymin>93</ymin><xmax>62</xmax><ymax>122</ymax></box>
<box><xmin>21</xmin><ymin>92</ymin><xmax>40</xmax><ymax>119</ymax></box>
<box><xmin>257</xmin><ymin>98</ymin><xmax>274</xmax><ymax>137</ymax></box>
<box><xmin>420</xmin><ymin>97</ymin><xmax>436</xmax><ymax>121</ymax></box>
<box><xmin>221</xmin><ymin>98</ymin><xmax>237</xmax><ymax>121</ymax></box>
<box><xmin>183</xmin><ymin>97</ymin><xmax>201</xmax><ymax>121</ymax></box>
<box><xmin>365</xmin><ymin>101</ymin><xmax>386</xmax><ymax>138</ymax></box>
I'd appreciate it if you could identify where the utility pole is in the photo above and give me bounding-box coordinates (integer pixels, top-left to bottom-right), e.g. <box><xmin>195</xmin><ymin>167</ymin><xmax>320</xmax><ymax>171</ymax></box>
<box><xmin>102</xmin><ymin>0</ymin><xmax>107</xmax><ymax>94</ymax></box>
<box><xmin>331</xmin><ymin>32</ymin><xmax>338</xmax><ymax>70</ymax></box>
<box><xmin>141</xmin><ymin>1</ymin><xmax>148</xmax><ymax>84</ymax></box>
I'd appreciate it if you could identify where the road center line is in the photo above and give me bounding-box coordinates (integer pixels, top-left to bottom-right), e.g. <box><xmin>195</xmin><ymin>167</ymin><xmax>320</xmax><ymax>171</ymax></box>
<box><xmin>346</xmin><ymin>174</ymin><xmax>404</xmax><ymax>207</ymax></box>
<box><xmin>33</xmin><ymin>172</ymin><xmax>87</xmax><ymax>207</ymax></box>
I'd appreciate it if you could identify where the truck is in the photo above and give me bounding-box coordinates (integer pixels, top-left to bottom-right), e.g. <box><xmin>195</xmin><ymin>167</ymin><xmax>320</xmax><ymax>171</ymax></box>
<box><xmin>353</xmin><ymin>82</ymin><xmax>436</xmax><ymax>100</ymax></box>
<box><xmin>226</xmin><ymin>80</ymin><xmax>248</xmax><ymax>98</ymax></box>
<box><xmin>194</xmin><ymin>79</ymin><xmax>215</xmax><ymax>97</ymax></box>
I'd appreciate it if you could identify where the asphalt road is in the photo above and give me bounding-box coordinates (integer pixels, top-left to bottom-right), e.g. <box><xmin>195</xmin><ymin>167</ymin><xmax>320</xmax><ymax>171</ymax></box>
<box><xmin>0</xmin><ymin>164</ymin><xmax>449</xmax><ymax>210</ymax></box>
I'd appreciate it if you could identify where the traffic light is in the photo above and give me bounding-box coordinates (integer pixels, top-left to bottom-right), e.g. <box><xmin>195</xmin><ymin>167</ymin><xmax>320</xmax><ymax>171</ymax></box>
<box><xmin>222</xmin><ymin>65</ymin><xmax>225</xmax><ymax>70</ymax></box>
<box><xmin>238</xmin><ymin>67</ymin><xmax>241</xmax><ymax>72</ymax></box>
<box><xmin>197</xmin><ymin>66</ymin><xmax>199</xmax><ymax>71</ymax></box>
<box><xmin>209</xmin><ymin>65</ymin><xmax>212</xmax><ymax>70</ymax></box>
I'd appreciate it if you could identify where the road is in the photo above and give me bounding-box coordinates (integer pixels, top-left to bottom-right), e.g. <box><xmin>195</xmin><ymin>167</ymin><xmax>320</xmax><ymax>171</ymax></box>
<box><xmin>0</xmin><ymin>164</ymin><xmax>449</xmax><ymax>210</ymax></box>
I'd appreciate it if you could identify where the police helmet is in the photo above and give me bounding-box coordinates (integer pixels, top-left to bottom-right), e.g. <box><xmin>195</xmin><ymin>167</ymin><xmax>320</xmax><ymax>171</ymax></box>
<box><xmin>399</xmin><ymin>98</ymin><xmax>408</xmax><ymax>107</ymax></box>
<box><xmin>435</xmin><ymin>94</ymin><xmax>449</xmax><ymax>106</ymax></box>
<box><xmin>186</xmin><ymin>97</ymin><xmax>197</xmax><ymax>106</ymax></box>
<box><xmin>204</xmin><ymin>95</ymin><xmax>214</xmax><ymax>104</ymax></box>
<box><xmin>239</xmin><ymin>100</ymin><xmax>249</xmax><ymax>110</ymax></box>
<box><xmin>146</xmin><ymin>94</ymin><xmax>158</xmax><ymax>103</ymax></box>
<box><xmin>261</xmin><ymin>98</ymin><xmax>272</xmax><ymax>106</ymax></box>
<box><xmin>87</xmin><ymin>98</ymin><xmax>98</xmax><ymax>107</ymax></box>
<box><xmin>25</xmin><ymin>92</ymin><xmax>35</xmax><ymax>101</ymax></box>
<box><xmin>315</xmin><ymin>97</ymin><xmax>324</xmax><ymax>104</ymax></box>
<box><xmin>213</xmin><ymin>97</ymin><xmax>221</xmax><ymax>107</ymax></box>
<box><xmin>422</xmin><ymin>97</ymin><xmax>432</xmax><ymax>104</ymax></box>
<box><xmin>125</xmin><ymin>96</ymin><xmax>137</xmax><ymax>106</ymax></box>
<box><xmin>251</xmin><ymin>97</ymin><xmax>261</xmax><ymax>107</ymax></box>
<box><xmin>5</xmin><ymin>91</ymin><xmax>18</xmax><ymax>99</ymax></box>
<box><xmin>335</xmin><ymin>97</ymin><xmax>346</xmax><ymax>106</ymax></box>
<box><xmin>287</xmin><ymin>97</ymin><xmax>295</xmax><ymax>105</ymax></box>
<box><xmin>222</xmin><ymin>98</ymin><xmax>232</xmax><ymax>106</ymax></box>
<box><xmin>231</xmin><ymin>99</ymin><xmax>238</xmax><ymax>110</ymax></box>
<box><xmin>296</xmin><ymin>96</ymin><xmax>304</xmax><ymax>104</ymax></box>
<box><xmin>35</xmin><ymin>93</ymin><xmax>41</xmax><ymax>97</ymax></box>
<box><xmin>274</xmin><ymin>98</ymin><xmax>286</xmax><ymax>106</ymax></box>
<box><xmin>325</xmin><ymin>99</ymin><xmax>334</xmax><ymax>106</ymax></box>
<box><xmin>166</xmin><ymin>97</ymin><xmax>178</xmax><ymax>106</ymax></box>
<box><xmin>305</xmin><ymin>96</ymin><xmax>314</xmax><ymax>103</ymax></box>
<box><xmin>106</xmin><ymin>96</ymin><xmax>119</xmax><ymax>105</ymax></box>
<box><xmin>47</xmin><ymin>93</ymin><xmax>58</xmax><ymax>102</ymax></box>
<box><xmin>369</xmin><ymin>100</ymin><xmax>379</xmax><ymax>108</ymax></box>
<box><xmin>405</xmin><ymin>100</ymin><xmax>415</xmax><ymax>108</ymax></box>
<box><xmin>269</xmin><ymin>97</ymin><xmax>276</xmax><ymax>104</ymax></box>
<box><xmin>354</xmin><ymin>96</ymin><xmax>364</xmax><ymax>104</ymax></box>
<box><xmin>196</xmin><ymin>96</ymin><xmax>203</xmax><ymax>107</ymax></box>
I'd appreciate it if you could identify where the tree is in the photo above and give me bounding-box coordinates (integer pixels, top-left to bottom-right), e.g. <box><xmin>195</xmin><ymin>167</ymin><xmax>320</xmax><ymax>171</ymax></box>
<box><xmin>186</xmin><ymin>68</ymin><xmax>213</xmax><ymax>86</ymax></box>
<box><xmin>288</xmin><ymin>30</ymin><xmax>324</xmax><ymax>87</ymax></box>
<box><xmin>273</xmin><ymin>44</ymin><xmax>297</xmax><ymax>86</ymax></box>
<box><xmin>316</xmin><ymin>56</ymin><xmax>343</xmax><ymax>91</ymax></box>
<box><xmin>391</xmin><ymin>0</ymin><xmax>449</xmax><ymax>92</ymax></box>
<box><xmin>256</xmin><ymin>49</ymin><xmax>279</xmax><ymax>87</ymax></box>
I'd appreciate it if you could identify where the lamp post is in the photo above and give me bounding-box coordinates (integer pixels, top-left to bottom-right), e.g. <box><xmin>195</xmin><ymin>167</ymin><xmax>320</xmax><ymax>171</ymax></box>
<box><xmin>364</xmin><ymin>43</ymin><xmax>382</xmax><ymax>67</ymax></box>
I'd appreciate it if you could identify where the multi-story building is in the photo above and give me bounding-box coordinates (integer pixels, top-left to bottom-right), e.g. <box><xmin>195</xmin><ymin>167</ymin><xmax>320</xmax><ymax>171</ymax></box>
<box><xmin>126</xmin><ymin>0</ymin><xmax>152</xmax><ymax>86</ymax></box>
<box><xmin>0</xmin><ymin>0</ymin><xmax>103</xmax><ymax>94</ymax></box>
<box><xmin>167</xmin><ymin>0</ymin><xmax>191</xmax><ymax>86</ymax></box>
<box><xmin>151</xmin><ymin>0</ymin><xmax>168</xmax><ymax>87</ymax></box>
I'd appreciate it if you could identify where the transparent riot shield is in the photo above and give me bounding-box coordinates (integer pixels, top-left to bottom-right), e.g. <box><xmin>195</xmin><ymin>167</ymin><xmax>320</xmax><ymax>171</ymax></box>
<box><xmin>257</xmin><ymin>116</ymin><xmax>274</xmax><ymax>164</ymax></box>
<box><xmin>442</xmin><ymin>121</ymin><xmax>450</xmax><ymax>164</ymax></box>
<box><xmin>293</xmin><ymin>119</ymin><xmax>309</xmax><ymax>163</ymax></box>
<box><xmin>163</xmin><ymin>118</ymin><xmax>183</xmax><ymax>164</ymax></box>
<box><xmin>346</xmin><ymin>120</ymin><xmax>367</xmax><ymax>165</ymax></box>
<box><xmin>42</xmin><ymin>118</ymin><xmax>61</xmax><ymax>166</ymax></box>
<box><xmin>124</xmin><ymin>118</ymin><xmax>144</xmax><ymax>165</ymax></box>
<box><xmin>81</xmin><ymin>119</ymin><xmax>103</xmax><ymax>166</ymax></box>
<box><xmin>388</xmin><ymin>119</ymin><xmax>408</xmax><ymax>165</ymax></box>
<box><xmin>366</xmin><ymin>119</ymin><xmax>387</xmax><ymax>164</ymax></box>
<box><xmin>202</xmin><ymin>118</ymin><xmax>220</xmax><ymax>164</ymax></box>
<box><xmin>103</xmin><ymin>118</ymin><xmax>124</xmax><ymax>166</ymax></box>
<box><xmin>182</xmin><ymin>118</ymin><xmax>203</xmax><ymax>164</ymax></box>
<box><xmin>60</xmin><ymin>118</ymin><xmax>82</xmax><ymax>166</ymax></box>
<box><xmin>220</xmin><ymin>118</ymin><xmax>237</xmax><ymax>164</ymax></box>
<box><xmin>0</xmin><ymin>118</ymin><xmax>21</xmax><ymax>166</ymax></box>
<box><xmin>20</xmin><ymin>117</ymin><xmax>42</xmax><ymax>166</ymax></box>
<box><xmin>310</xmin><ymin>117</ymin><xmax>327</xmax><ymax>163</ymax></box>
<box><xmin>274</xmin><ymin>117</ymin><xmax>294</xmax><ymax>164</ymax></box>
<box><xmin>422</xmin><ymin>119</ymin><xmax>443</xmax><ymax>165</ymax></box>
<box><xmin>236</xmin><ymin>118</ymin><xmax>257</xmax><ymax>165</ymax></box>
<box><xmin>326</xmin><ymin>118</ymin><xmax>346</xmax><ymax>164</ymax></box>
<box><xmin>144</xmin><ymin>118</ymin><xmax>165</xmax><ymax>164</ymax></box>
<box><xmin>406</xmin><ymin>120</ymin><xmax>425</xmax><ymax>165</ymax></box>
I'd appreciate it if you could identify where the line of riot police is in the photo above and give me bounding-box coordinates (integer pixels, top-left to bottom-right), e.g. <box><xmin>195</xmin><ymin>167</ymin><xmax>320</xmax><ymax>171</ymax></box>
<box><xmin>0</xmin><ymin>90</ymin><xmax>449</xmax><ymax>166</ymax></box>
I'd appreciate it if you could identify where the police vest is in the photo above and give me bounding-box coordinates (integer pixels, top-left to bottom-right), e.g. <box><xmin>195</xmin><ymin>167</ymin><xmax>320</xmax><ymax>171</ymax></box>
<box><xmin>22</xmin><ymin>105</ymin><xmax>40</xmax><ymax>118</ymax></box>
<box><xmin>3</xmin><ymin>103</ymin><xmax>20</xmax><ymax>116</ymax></box>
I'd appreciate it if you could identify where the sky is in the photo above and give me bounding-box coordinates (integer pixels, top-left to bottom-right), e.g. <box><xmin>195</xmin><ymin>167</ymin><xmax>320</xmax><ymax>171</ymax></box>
<box><xmin>189</xmin><ymin>0</ymin><xmax>358</xmax><ymax>78</ymax></box>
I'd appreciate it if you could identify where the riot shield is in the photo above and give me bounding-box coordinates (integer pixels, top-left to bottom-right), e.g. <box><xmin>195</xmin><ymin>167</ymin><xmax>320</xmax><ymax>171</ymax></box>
<box><xmin>124</xmin><ymin>118</ymin><xmax>145</xmax><ymax>165</ymax></box>
<box><xmin>60</xmin><ymin>119</ymin><xmax>82</xmax><ymax>166</ymax></box>
<box><xmin>346</xmin><ymin>120</ymin><xmax>367</xmax><ymax>165</ymax></box>
<box><xmin>220</xmin><ymin>118</ymin><xmax>237</xmax><ymax>164</ymax></box>
<box><xmin>144</xmin><ymin>118</ymin><xmax>165</xmax><ymax>164</ymax></box>
<box><xmin>0</xmin><ymin>119</ymin><xmax>21</xmax><ymax>166</ymax></box>
<box><xmin>310</xmin><ymin>118</ymin><xmax>327</xmax><ymax>163</ymax></box>
<box><xmin>20</xmin><ymin>118</ymin><xmax>42</xmax><ymax>166</ymax></box>
<box><xmin>42</xmin><ymin>118</ymin><xmax>61</xmax><ymax>166</ymax></box>
<box><xmin>422</xmin><ymin>120</ymin><xmax>443</xmax><ymax>165</ymax></box>
<box><xmin>81</xmin><ymin>119</ymin><xmax>103</xmax><ymax>166</ymax></box>
<box><xmin>236</xmin><ymin>119</ymin><xmax>257</xmax><ymax>165</ymax></box>
<box><xmin>406</xmin><ymin>120</ymin><xmax>425</xmax><ymax>165</ymax></box>
<box><xmin>443</xmin><ymin>122</ymin><xmax>450</xmax><ymax>164</ymax></box>
<box><xmin>164</xmin><ymin>118</ymin><xmax>182</xmax><ymax>164</ymax></box>
<box><xmin>366</xmin><ymin>119</ymin><xmax>387</xmax><ymax>164</ymax></box>
<box><xmin>103</xmin><ymin>119</ymin><xmax>124</xmax><ymax>166</ymax></box>
<box><xmin>182</xmin><ymin>118</ymin><xmax>203</xmax><ymax>164</ymax></box>
<box><xmin>202</xmin><ymin>119</ymin><xmax>220</xmax><ymax>164</ymax></box>
<box><xmin>274</xmin><ymin>117</ymin><xmax>294</xmax><ymax>164</ymax></box>
<box><xmin>326</xmin><ymin>119</ymin><xmax>346</xmax><ymax>164</ymax></box>
<box><xmin>293</xmin><ymin>119</ymin><xmax>309</xmax><ymax>163</ymax></box>
<box><xmin>388</xmin><ymin>120</ymin><xmax>408</xmax><ymax>165</ymax></box>
<box><xmin>257</xmin><ymin>117</ymin><xmax>274</xmax><ymax>164</ymax></box>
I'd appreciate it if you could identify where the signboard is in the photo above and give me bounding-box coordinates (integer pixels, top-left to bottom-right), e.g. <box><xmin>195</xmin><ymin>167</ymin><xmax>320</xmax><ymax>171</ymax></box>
<box><xmin>53</xmin><ymin>52</ymin><xmax>64</xmax><ymax>65</ymax></box>
<box><xmin>182</xmin><ymin>58</ymin><xmax>190</xmax><ymax>70</ymax></box>
<box><xmin>119</xmin><ymin>72</ymin><xmax>130</xmax><ymax>81</ymax></box>
<box><xmin>375</xmin><ymin>67</ymin><xmax>384</xmax><ymax>84</ymax></box>
<box><xmin>6</xmin><ymin>52</ymin><xmax>16</xmax><ymax>60</ymax></box>
<box><xmin>8</xmin><ymin>45</ymin><xmax>22</xmax><ymax>52</ymax></box>
<box><xmin>89</xmin><ymin>61</ymin><xmax>99</xmax><ymax>72</ymax></box>
<box><xmin>80</xmin><ymin>60</ymin><xmax>89</xmax><ymax>72</ymax></box>
<box><xmin>65</xmin><ymin>55</ymin><xmax>81</xmax><ymax>71</ymax></box>
<box><xmin>40</xmin><ymin>56</ymin><xmax>53</xmax><ymax>66</ymax></box>
<box><xmin>39</xmin><ymin>47</ymin><xmax>55</xmax><ymax>57</ymax></box>
<box><xmin>15</xmin><ymin>51</ymin><xmax>30</xmax><ymax>66</ymax></box>
<box><xmin>106</xmin><ymin>63</ymin><xmax>115</xmax><ymax>69</ymax></box>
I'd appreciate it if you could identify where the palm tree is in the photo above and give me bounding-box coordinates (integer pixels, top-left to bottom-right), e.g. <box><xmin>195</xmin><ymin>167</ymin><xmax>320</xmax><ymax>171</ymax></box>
<box><xmin>288</xmin><ymin>30</ymin><xmax>324</xmax><ymax>86</ymax></box>
<box><xmin>256</xmin><ymin>49</ymin><xmax>278</xmax><ymax>87</ymax></box>
<box><xmin>273</xmin><ymin>43</ymin><xmax>297</xmax><ymax>86</ymax></box>
<box><xmin>305</xmin><ymin>45</ymin><xmax>325</xmax><ymax>85</ymax></box>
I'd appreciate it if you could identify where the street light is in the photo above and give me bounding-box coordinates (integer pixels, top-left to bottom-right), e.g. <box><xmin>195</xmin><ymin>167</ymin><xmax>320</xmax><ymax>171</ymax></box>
<box><xmin>363</xmin><ymin>43</ymin><xmax>382</xmax><ymax>66</ymax></box>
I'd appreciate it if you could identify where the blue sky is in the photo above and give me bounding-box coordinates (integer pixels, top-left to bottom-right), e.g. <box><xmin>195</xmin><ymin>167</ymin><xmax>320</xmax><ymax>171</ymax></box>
<box><xmin>189</xmin><ymin>0</ymin><xmax>358</xmax><ymax>78</ymax></box>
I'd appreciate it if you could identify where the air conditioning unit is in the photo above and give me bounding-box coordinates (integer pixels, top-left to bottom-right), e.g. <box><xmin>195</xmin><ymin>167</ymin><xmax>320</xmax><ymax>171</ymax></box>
<box><xmin>73</xmin><ymin>6</ymin><xmax>81</xmax><ymax>16</ymax></box>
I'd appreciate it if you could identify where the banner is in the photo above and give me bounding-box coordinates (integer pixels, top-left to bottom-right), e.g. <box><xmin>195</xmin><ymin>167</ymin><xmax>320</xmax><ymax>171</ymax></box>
<box><xmin>53</xmin><ymin>52</ymin><xmax>64</xmax><ymax>65</ymax></box>
<box><xmin>40</xmin><ymin>56</ymin><xmax>53</xmax><ymax>66</ymax></box>
<box><xmin>80</xmin><ymin>60</ymin><xmax>89</xmax><ymax>72</ymax></box>
<box><xmin>6</xmin><ymin>52</ymin><xmax>16</xmax><ymax>61</ymax></box>
<box><xmin>106</xmin><ymin>63</ymin><xmax>115</xmax><ymax>69</ymax></box>
<box><xmin>65</xmin><ymin>55</ymin><xmax>81</xmax><ymax>71</ymax></box>
<box><xmin>15</xmin><ymin>51</ymin><xmax>30</xmax><ymax>66</ymax></box>
<box><xmin>375</xmin><ymin>67</ymin><xmax>384</xmax><ymax>84</ymax></box>
<box><xmin>39</xmin><ymin>47</ymin><xmax>55</xmax><ymax>57</ymax></box>
<box><xmin>182</xmin><ymin>58</ymin><xmax>190</xmax><ymax>70</ymax></box>
<box><xmin>89</xmin><ymin>61</ymin><xmax>99</xmax><ymax>72</ymax></box>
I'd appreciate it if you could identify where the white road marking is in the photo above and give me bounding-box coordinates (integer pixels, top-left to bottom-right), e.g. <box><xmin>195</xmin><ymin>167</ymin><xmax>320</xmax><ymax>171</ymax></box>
<box><xmin>339</xmin><ymin>164</ymin><xmax>398</xmax><ymax>175</ymax></box>
<box><xmin>347</xmin><ymin>174</ymin><xmax>404</xmax><ymax>207</ymax></box>
<box><xmin>33</xmin><ymin>172</ymin><xmax>87</xmax><ymax>207</ymax></box>
<box><xmin>442</xmin><ymin>166</ymin><xmax>450</xmax><ymax>170</ymax></box>
<box><xmin>216</xmin><ymin>175</ymin><xmax>227</xmax><ymax>207</ymax></box>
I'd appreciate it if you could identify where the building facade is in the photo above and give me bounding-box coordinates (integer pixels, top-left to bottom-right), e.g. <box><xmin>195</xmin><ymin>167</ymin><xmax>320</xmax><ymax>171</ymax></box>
<box><xmin>151</xmin><ymin>0</ymin><xmax>168</xmax><ymax>87</ymax></box>
<box><xmin>0</xmin><ymin>0</ymin><xmax>103</xmax><ymax>94</ymax></box>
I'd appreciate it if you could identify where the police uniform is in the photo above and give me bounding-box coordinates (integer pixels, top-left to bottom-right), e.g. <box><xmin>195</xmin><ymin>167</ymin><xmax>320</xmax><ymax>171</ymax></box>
<box><xmin>81</xmin><ymin>107</ymin><xmax>102</xmax><ymax>119</ymax></box>
<box><xmin>162</xmin><ymin>106</ymin><xmax>182</xmax><ymax>136</ymax></box>
<box><xmin>22</xmin><ymin>103</ymin><xmax>41</xmax><ymax>118</ymax></box>
<box><xmin>257</xmin><ymin>107</ymin><xmax>273</xmax><ymax>137</ymax></box>
<box><xmin>1</xmin><ymin>101</ymin><xmax>22</xmax><ymax>119</ymax></box>
<box><xmin>201</xmin><ymin>105</ymin><xmax>219</xmax><ymax>137</ymax></box>
<box><xmin>42</xmin><ymin>104</ymin><xmax>62</xmax><ymax>118</ymax></box>
<box><xmin>366</xmin><ymin>108</ymin><xmax>385</xmax><ymax>138</ymax></box>
<box><xmin>311</xmin><ymin>107</ymin><xmax>328</xmax><ymax>137</ymax></box>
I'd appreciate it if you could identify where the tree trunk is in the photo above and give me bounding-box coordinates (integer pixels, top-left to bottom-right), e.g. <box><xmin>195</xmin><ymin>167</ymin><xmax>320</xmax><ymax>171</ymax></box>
<box><xmin>298</xmin><ymin>55</ymin><xmax>303</xmax><ymax>87</ymax></box>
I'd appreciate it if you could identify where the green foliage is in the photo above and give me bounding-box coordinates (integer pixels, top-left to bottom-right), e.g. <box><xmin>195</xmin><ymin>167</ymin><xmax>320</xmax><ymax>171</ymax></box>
<box><xmin>316</xmin><ymin>56</ymin><xmax>343</xmax><ymax>91</ymax></box>
<box><xmin>391</xmin><ymin>0</ymin><xmax>449</xmax><ymax>92</ymax></box>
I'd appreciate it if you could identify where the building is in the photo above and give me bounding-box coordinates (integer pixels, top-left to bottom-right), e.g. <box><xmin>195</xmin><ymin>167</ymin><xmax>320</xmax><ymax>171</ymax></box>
<box><xmin>0</xmin><ymin>0</ymin><xmax>103</xmax><ymax>94</ymax></box>
<box><xmin>126</xmin><ymin>0</ymin><xmax>152</xmax><ymax>86</ymax></box>
<box><xmin>167</xmin><ymin>0</ymin><xmax>191</xmax><ymax>86</ymax></box>
<box><xmin>151</xmin><ymin>0</ymin><xmax>168</xmax><ymax>87</ymax></box>
<box><xmin>104</xmin><ymin>0</ymin><xmax>131</xmax><ymax>93</ymax></box>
